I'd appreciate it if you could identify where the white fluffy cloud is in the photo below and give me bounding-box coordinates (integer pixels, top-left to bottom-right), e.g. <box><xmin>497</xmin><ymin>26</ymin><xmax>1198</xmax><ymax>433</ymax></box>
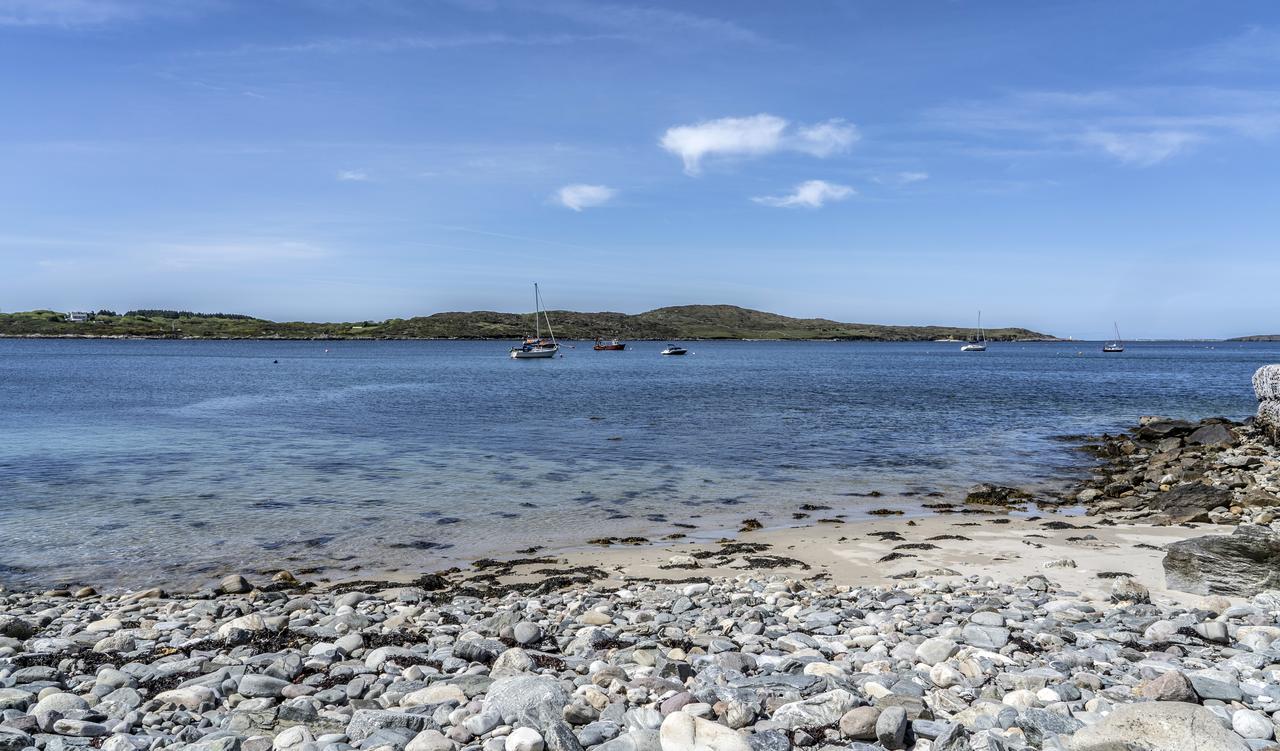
<box><xmin>555</xmin><ymin>183</ymin><xmax>617</xmax><ymax>211</ymax></box>
<box><xmin>660</xmin><ymin>114</ymin><xmax>858</xmax><ymax>175</ymax></box>
<box><xmin>752</xmin><ymin>180</ymin><xmax>855</xmax><ymax>209</ymax></box>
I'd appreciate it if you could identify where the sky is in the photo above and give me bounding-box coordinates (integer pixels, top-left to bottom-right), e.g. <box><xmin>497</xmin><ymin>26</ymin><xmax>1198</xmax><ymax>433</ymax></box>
<box><xmin>1</xmin><ymin>1</ymin><xmax>1279</xmax><ymax>338</ymax></box>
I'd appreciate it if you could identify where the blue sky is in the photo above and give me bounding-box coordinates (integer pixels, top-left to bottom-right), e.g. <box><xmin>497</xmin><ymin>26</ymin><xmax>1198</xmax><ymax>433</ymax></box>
<box><xmin>1</xmin><ymin>1</ymin><xmax>1278</xmax><ymax>338</ymax></box>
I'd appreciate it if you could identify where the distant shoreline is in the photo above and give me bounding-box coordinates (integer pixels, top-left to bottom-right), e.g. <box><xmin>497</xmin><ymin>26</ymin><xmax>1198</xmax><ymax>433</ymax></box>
<box><xmin>0</xmin><ymin>333</ymin><xmax>1068</xmax><ymax>342</ymax></box>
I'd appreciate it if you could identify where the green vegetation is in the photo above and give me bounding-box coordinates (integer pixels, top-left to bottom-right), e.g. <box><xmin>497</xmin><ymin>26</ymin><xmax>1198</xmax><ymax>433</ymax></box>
<box><xmin>0</xmin><ymin>305</ymin><xmax>1055</xmax><ymax>341</ymax></box>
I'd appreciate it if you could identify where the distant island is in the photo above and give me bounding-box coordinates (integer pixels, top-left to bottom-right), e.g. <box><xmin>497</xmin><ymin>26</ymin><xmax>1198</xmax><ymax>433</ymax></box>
<box><xmin>1228</xmin><ymin>335</ymin><xmax>1280</xmax><ymax>342</ymax></box>
<box><xmin>0</xmin><ymin>305</ymin><xmax>1055</xmax><ymax>342</ymax></box>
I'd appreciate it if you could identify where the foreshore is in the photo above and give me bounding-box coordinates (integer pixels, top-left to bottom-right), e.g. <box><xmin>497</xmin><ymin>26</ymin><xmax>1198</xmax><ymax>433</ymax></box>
<box><xmin>2</xmin><ymin>417</ymin><xmax>1278</xmax><ymax>751</ymax></box>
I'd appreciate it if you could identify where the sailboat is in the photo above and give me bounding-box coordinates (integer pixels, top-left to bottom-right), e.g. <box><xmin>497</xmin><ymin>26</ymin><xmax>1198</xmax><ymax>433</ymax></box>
<box><xmin>1103</xmin><ymin>322</ymin><xmax>1124</xmax><ymax>353</ymax></box>
<box><xmin>960</xmin><ymin>311</ymin><xmax>987</xmax><ymax>352</ymax></box>
<box><xmin>510</xmin><ymin>283</ymin><xmax>559</xmax><ymax>359</ymax></box>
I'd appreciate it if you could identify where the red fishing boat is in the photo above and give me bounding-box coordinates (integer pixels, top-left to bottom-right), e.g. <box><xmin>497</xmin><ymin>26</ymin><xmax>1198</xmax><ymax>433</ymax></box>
<box><xmin>593</xmin><ymin>338</ymin><xmax>626</xmax><ymax>351</ymax></box>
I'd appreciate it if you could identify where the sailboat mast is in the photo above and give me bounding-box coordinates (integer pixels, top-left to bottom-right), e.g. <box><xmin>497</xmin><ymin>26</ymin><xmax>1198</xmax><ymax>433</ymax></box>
<box><xmin>541</xmin><ymin>285</ymin><xmax>557</xmax><ymax>344</ymax></box>
<box><xmin>1114</xmin><ymin>321</ymin><xmax>1122</xmax><ymax>343</ymax></box>
<box><xmin>534</xmin><ymin>283</ymin><xmax>541</xmax><ymax>339</ymax></box>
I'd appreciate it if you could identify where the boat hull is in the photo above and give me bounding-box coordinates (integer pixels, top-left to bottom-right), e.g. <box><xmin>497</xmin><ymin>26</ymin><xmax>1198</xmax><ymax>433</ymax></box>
<box><xmin>594</xmin><ymin>344</ymin><xmax>625</xmax><ymax>351</ymax></box>
<box><xmin>511</xmin><ymin>346</ymin><xmax>558</xmax><ymax>359</ymax></box>
<box><xmin>1103</xmin><ymin>346</ymin><xmax>1124</xmax><ymax>352</ymax></box>
<box><xmin>960</xmin><ymin>344</ymin><xmax>986</xmax><ymax>352</ymax></box>
<box><xmin>661</xmin><ymin>349</ymin><xmax>687</xmax><ymax>356</ymax></box>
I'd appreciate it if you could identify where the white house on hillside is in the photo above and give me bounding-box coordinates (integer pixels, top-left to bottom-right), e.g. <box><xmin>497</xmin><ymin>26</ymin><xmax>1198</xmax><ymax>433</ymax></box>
<box><xmin>65</xmin><ymin>311</ymin><xmax>90</xmax><ymax>322</ymax></box>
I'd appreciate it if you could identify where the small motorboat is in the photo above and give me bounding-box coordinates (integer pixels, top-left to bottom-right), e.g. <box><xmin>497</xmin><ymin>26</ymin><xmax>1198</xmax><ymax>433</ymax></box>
<box><xmin>660</xmin><ymin>344</ymin><xmax>688</xmax><ymax>356</ymax></box>
<box><xmin>593</xmin><ymin>338</ymin><xmax>626</xmax><ymax>351</ymax></box>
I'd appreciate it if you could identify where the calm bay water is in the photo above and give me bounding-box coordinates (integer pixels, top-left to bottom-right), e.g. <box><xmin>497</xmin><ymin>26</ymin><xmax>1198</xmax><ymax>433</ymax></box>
<box><xmin>1</xmin><ymin>338</ymin><xmax>1275</xmax><ymax>590</ymax></box>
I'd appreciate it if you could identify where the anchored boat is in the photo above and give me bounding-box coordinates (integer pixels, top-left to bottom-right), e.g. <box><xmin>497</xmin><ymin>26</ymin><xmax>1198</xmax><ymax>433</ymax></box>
<box><xmin>510</xmin><ymin>283</ymin><xmax>559</xmax><ymax>359</ymax></box>
<box><xmin>960</xmin><ymin>311</ymin><xmax>987</xmax><ymax>352</ymax></box>
<box><xmin>593</xmin><ymin>338</ymin><xmax>626</xmax><ymax>351</ymax></box>
<box><xmin>1103</xmin><ymin>322</ymin><xmax>1124</xmax><ymax>353</ymax></box>
<box><xmin>660</xmin><ymin>344</ymin><xmax>688</xmax><ymax>356</ymax></box>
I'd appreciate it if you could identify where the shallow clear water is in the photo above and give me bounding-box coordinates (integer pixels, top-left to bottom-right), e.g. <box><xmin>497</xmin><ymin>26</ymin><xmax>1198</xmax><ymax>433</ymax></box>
<box><xmin>1</xmin><ymin>338</ymin><xmax>1275</xmax><ymax>590</ymax></box>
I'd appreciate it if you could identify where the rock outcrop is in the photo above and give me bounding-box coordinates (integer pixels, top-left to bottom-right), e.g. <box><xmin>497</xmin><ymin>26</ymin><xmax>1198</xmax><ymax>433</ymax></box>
<box><xmin>1257</xmin><ymin>364</ymin><xmax>1280</xmax><ymax>443</ymax></box>
<box><xmin>1164</xmin><ymin>524</ymin><xmax>1280</xmax><ymax>596</ymax></box>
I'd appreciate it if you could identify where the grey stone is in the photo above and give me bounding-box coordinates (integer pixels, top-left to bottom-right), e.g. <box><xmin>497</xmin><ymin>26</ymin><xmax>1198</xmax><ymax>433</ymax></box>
<box><xmin>1165</xmin><ymin>525</ymin><xmax>1280</xmax><ymax>597</ymax></box>
<box><xmin>1066</xmin><ymin>702</ymin><xmax>1248</xmax><ymax>751</ymax></box>
<box><xmin>770</xmin><ymin>689</ymin><xmax>858</xmax><ymax>729</ymax></box>
<box><xmin>874</xmin><ymin>706</ymin><xmax>907</xmax><ymax>750</ymax></box>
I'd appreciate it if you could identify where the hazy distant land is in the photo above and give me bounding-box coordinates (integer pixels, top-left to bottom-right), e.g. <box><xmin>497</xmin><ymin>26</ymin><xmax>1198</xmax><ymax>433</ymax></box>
<box><xmin>0</xmin><ymin>305</ymin><xmax>1053</xmax><ymax>341</ymax></box>
<box><xmin>1229</xmin><ymin>334</ymin><xmax>1280</xmax><ymax>342</ymax></box>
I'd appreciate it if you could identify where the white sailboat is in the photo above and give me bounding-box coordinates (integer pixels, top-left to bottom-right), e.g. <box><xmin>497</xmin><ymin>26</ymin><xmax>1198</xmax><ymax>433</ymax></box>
<box><xmin>510</xmin><ymin>283</ymin><xmax>560</xmax><ymax>359</ymax></box>
<box><xmin>960</xmin><ymin>311</ymin><xmax>987</xmax><ymax>352</ymax></box>
<box><xmin>1103</xmin><ymin>322</ymin><xmax>1124</xmax><ymax>353</ymax></box>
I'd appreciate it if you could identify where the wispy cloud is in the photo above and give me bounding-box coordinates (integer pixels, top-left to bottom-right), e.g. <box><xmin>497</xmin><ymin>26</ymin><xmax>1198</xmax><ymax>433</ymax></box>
<box><xmin>0</xmin><ymin>0</ymin><xmax>202</xmax><ymax>27</ymax></box>
<box><xmin>532</xmin><ymin>0</ymin><xmax>765</xmax><ymax>45</ymax></box>
<box><xmin>337</xmin><ymin>170</ymin><xmax>370</xmax><ymax>182</ymax></box>
<box><xmin>1185</xmin><ymin>26</ymin><xmax>1280</xmax><ymax>73</ymax></box>
<box><xmin>1077</xmin><ymin>130</ymin><xmax>1200</xmax><ymax>167</ymax></box>
<box><xmin>206</xmin><ymin>32</ymin><xmax>626</xmax><ymax>57</ymax></box>
<box><xmin>873</xmin><ymin>171</ymin><xmax>929</xmax><ymax>186</ymax></box>
<box><xmin>555</xmin><ymin>183</ymin><xmax>616</xmax><ymax>211</ymax></box>
<box><xmin>927</xmin><ymin>86</ymin><xmax>1280</xmax><ymax>167</ymax></box>
<box><xmin>660</xmin><ymin>114</ymin><xmax>858</xmax><ymax>175</ymax></box>
<box><xmin>752</xmin><ymin>180</ymin><xmax>854</xmax><ymax>209</ymax></box>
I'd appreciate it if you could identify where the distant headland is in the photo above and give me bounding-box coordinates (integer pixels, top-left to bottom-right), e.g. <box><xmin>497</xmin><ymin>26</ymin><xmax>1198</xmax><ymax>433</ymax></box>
<box><xmin>1229</xmin><ymin>335</ymin><xmax>1280</xmax><ymax>342</ymax></box>
<box><xmin>0</xmin><ymin>306</ymin><xmax>1055</xmax><ymax>342</ymax></box>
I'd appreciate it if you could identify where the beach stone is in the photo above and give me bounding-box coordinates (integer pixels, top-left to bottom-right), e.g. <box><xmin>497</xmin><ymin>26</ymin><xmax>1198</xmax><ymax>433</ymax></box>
<box><xmin>0</xmin><ymin>688</ymin><xmax>35</xmax><ymax>711</ymax></box>
<box><xmin>408</xmin><ymin>729</ymin><xmax>455</xmax><ymax>751</ymax></box>
<box><xmin>1149</xmin><ymin>484</ymin><xmax>1233</xmax><ymax>524</ymax></box>
<box><xmin>1110</xmin><ymin>577</ymin><xmax>1150</xmax><ymax>604</ymax></box>
<box><xmin>874</xmin><ymin>706</ymin><xmax>907</xmax><ymax>750</ymax></box>
<box><xmin>484</xmin><ymin>675</ymin><xmax>569</xmax><ymax>722</ymax></box>
<box><xmin>220</xmin><ymin>574</ymin><xmax>253</xmax><ymax>594</ymax></box>
<box><xmin>1189</xmin><ymin>670</ymin><xmax>1244</xmax><ymax>702</ymax></box>
<box><xmin>272</xmin><ymin>725</ymin><xmax>313</xmax><ymax>751</ymax></box>
<box><xmin>839</xmin><ymin>707</ymin><xmax>880</xmax><ymax>740</ymax></box>
<box><xmin>961</xmin><ymin>624</ymin><xmax>1009</xmax><ymax>650</ymax></box>
<box><xmin>33</xmin><ymin>692</ymin><xmax>91</xmax><ymax>731</ymax></box>
<box><xmin>1231</xmin><ymin>710</ymin><xmax>1273</xmax><ymax>740</ymax></box>
<box><xmin>658</xmin><ymin>710</ymin><xmax>751</xmax><ymax>751</ymax></box>
<box><xmin>1164</xmin><ymin>525</ymin><xmax>1280</xmax><ymax>597</ymax></box>
<box><xmin>52</xmin><ymin>719</ymin><xmax>109</xmax><ymax>737</ymax></box>
<box><xmin>217</xmin><ymin>613</ymin><xmax>269</xmax><ymax>639</ymax></box>
<box><xmin>914</xmin><ymin>637</ymin><xmax>957</xmax><ymax>666</ymax></box>
<box><xmin>0</xmin><ymin>727</ymin><xmax>34</xmax><ymax>751</ymax></box>
<box><xmin>403</xmin><ymin>684</ymin><xmax>467</xmax><ymax>707</ymax></box>
<box><xmin>1015</xmin><ymin>708</ymin><xmax>1082</xmax><ymax>744</ymax></box>
<box><xmin>238</xmin><ymin>674</ymin><xmax>289</xmax><ymax>699</ymax></box>
<box><xmin>347</xmin><ymin>709</ymin><xmax>434</xmax><ymax>742</ymax></box>
<box><xmin>770</xmin><ymin>689</ymin><xmax>858</xmax><ymax>729</ymax></box>
<box><xmin>506</xmin><ymin>728</ymin><xmax>544</xmax><ymax>751</ymax></box>
<box><xmin>513</xmin><ymin>622</ymin><xmax>543</xmax><ymax>645</ymax></box>
<box><xmin>1066</xmin><ymin>702</ymin><xmax>1248</xmax><ymax>751</ymax></box>
<box><xmin>1188</xmin><ymin>423</ymin><xmax>1237</xmax><ymax>447</ymax></box>
<box><xmin>1138</xmin><ymin>670</ymin><xmax>1197</xmax><ymax>702</ymax></box>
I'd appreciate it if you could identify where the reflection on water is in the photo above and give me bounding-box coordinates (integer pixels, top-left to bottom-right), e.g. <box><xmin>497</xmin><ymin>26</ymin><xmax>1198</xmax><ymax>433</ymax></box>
<box><xmin>0</xmin><ymin>338</ymin><xmax>1273</xmax><ymax>590</ymax></box>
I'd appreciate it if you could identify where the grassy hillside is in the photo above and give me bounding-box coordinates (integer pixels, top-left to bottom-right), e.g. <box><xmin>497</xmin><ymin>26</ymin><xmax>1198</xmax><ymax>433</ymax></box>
<box><xmin>0</xmin><ymin>306</ymin><xmax>1054</xmax><ymax>341</ymax></box>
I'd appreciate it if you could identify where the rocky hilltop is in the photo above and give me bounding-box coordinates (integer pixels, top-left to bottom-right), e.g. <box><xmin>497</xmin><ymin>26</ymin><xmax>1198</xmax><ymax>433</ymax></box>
<box><xmin>0</xmin><ymin>307</ymin><xmax>1053</xmax><ymax>342</ymax></box>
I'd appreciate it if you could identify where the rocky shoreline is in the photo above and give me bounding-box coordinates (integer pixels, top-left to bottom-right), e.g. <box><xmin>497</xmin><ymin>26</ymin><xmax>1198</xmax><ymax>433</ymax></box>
<box><xmin>3</xmin><ymin>409</ymin><xmax>1279</xmax><ymax>751</ymax></box>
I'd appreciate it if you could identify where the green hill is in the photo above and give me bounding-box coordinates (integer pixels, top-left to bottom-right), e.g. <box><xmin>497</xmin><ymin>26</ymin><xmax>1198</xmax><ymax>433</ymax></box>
<box><xmin>1228</xmin><ymin>334</ymin><xmax>1280</xmax><ymax>342</ymax></box>
<box><xmin>0</xmin><ymin>306</ymin><xmax>1054</xmax><ymax>341</ymax></box>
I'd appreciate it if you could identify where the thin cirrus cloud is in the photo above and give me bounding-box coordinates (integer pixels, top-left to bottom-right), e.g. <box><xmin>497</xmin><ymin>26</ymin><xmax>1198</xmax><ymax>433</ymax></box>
<box><xmin>873</xmin><ymin>171</ymin><xmax>929</xmax><ymax>186</ymax></box>
<box><xmin>555</xmin><ymin>183</ymin><xmax>617</xmax><ymax>211</ymax></box>
<box><xmin>1077</xmin><ymin>130</ymin><xmax>1201</xmax><ymax>167</ymax></box>
<box><xmin>752</xmin><ymin>180</ymin><xmax>855</xmax><ymax>209</ymax></box>
<box><xmin>337</xmin><ymin>170</ymin><xmax>370</xmax><ymax>182</ymax></box>
<box><xmin>660</xmin><ymin>114</ymin><xmax>858</xmax><ymax>175</ymax></box>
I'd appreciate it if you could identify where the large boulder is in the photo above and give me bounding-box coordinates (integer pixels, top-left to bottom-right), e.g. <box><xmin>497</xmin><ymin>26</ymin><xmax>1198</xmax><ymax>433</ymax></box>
<box><xmin>769</xmin><ymin>689</ymin><xmax>859</xmax><ymax>729</ymax></box>
<box><xmin>1066</xmin><ymin>702</ymin><xmax>1247</xmax><ymax>751</ymax></box>
<box><xmin>1164</xmin><ymin>525</ymin><xmax>1280</xmax><ymax>596</ymax></box>
<box><xmin>1186</xmin><ymin>422</ymin><xmax>1237</xmax><ymax>447</ymax></box>
<box><xmin>483</xmin><ymin>675</ymin><xmax>570</xmax><ymax>724</ymax></box>
<box><xmin>1135</xmin><ymin>419</ymin><xmax>1196</xmax><ymax>441</ymax></box>
<box><xmin>1254</xmin><ymin>364</ymin><xmax>1280</xmax><ymax>400</ymax></box>
<box><xmin>1260</xmin><ymin>399</ymin><xmax>1280</xmax><ymax>444</ymax></box>
<box><xmin>1148</xmin><ymin>483</ymin><xmax>1233</xmax><ymax>524</ymax></box>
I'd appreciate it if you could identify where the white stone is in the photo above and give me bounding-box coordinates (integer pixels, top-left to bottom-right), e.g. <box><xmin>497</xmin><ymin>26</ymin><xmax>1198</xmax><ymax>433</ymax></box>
<box><xmin>659</xmin><ymin>710</ymin><xmax>752</xmax><ymax>751</ymax></box>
